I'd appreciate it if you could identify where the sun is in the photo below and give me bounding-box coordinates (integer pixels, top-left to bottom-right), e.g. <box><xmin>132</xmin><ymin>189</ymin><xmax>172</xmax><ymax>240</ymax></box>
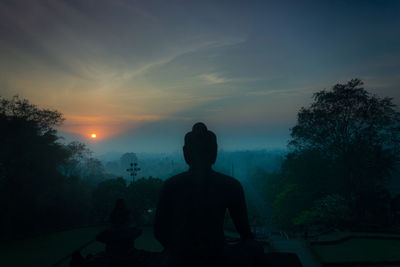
<box><xmin>90</xmin><ymin>133</ymin><xmax>97</xmax><ymax>139</ymax></box>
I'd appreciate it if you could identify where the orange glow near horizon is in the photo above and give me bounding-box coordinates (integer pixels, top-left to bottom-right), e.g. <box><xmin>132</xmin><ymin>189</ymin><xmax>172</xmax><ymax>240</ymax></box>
<box><xmin>59</xmin><ymin>123</ymin><xmax>125</xmax><ymax>141</ymax></box>
<box><xmin>57</xmin><ymin>114</ymin><xmax>165</xmax><ymax>142</ymax></box>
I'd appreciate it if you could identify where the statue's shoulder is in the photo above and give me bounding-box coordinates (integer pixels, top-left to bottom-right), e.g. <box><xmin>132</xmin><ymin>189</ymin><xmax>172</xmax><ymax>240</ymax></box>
<box><xmin>212</xmin><ymin>171</ymin><xmax>242</xmax><ymax>188</ymax></box>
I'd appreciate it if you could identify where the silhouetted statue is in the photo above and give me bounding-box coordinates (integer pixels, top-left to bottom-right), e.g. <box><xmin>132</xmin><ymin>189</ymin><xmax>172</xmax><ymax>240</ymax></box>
<box><xmin>154</xmin><ymin>123</ymin><xmax>263</xmax><ymax>267</ymax></box>
<box><xmin>109</xmin><ymin>198</ymin><xmax>131</xmax><ymax>226</ymax></box>
<box><xmin>71</xmin><ymin>199</ymin><xmax>157</xmax><ymax>267</ymax></box>
<box><xmin>96</xmin><ymin>199</ymin><xmax>142</xmax><ymax>257</ymax></box>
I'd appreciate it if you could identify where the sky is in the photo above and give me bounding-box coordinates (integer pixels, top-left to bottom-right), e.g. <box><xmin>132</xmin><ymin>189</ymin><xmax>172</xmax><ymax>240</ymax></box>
<box><xmin>1</xmin><ymin>0</ymin><xmax>399</xmax><ymax>154</ymax></box>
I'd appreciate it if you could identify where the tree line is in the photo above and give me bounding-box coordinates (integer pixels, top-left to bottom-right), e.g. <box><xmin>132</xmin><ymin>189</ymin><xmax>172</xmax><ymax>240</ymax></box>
<box><xmin>0</xmin><ymin>96</ymin><xmax>162</xmax><ymax>240</ymax></box>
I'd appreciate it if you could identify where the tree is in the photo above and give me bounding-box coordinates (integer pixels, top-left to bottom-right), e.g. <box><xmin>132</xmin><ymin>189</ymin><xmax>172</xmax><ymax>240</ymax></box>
<box><xmin>273</xmin><ymin>79</ymin><xmax>400</xmax><ymax>229</ymax></box>
<box><xmin>126</xmin><ymin>177</ymin><xmax>163</xmax><ymax>225</ymax></box>
<box><xmin>0</xmin><ymin>96</ymin><xmax>69</xmax><ymax>188</ymax></box>
<box><xmin>59</xmin><ymin>141</ymin><xmax>92</xmax><ymax>178</ymax></box>
<box><xmin>290</xmin><ymin>79</ymin><xmax>400</xmax><ymax>161</ymax></box>
<box><xmin>290</xmin><ymin>79</ymin><xmax>400</xmax><ymax>188</ymax></box>
<box><xmin>0</xmin><ymin>95</ymin><xmax>64</xmax><ymax>133</ymax></box>
<box><xmin>0</xmin><ymin>96</ymin><xmax>70</xmax><ymax>237</ymax></box>
<box><xmin>291</xmin><ymin>79</ymin><xmax>399</xmax><ymax>148</ymax></box>
<box><xmin>293</xmin><ymin>194</ymin><xmax>353</xmax><ymax>229</ymax></box>
<box><xmin>92</xmin><ymin>178</ymin><xmax>128</xmax><ymax>222</ymax></box>
<box><xmin>0</xmin><ymin>95</ymin><xmax>102</xmax><ymax>238</ymax></box>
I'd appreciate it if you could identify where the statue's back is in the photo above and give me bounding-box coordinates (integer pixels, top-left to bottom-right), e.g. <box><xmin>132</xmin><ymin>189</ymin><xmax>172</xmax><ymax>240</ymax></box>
<box><xmin>154</xmin><ymin>169</ymin><xmax>250</xmax><ymax>266</ymax></box>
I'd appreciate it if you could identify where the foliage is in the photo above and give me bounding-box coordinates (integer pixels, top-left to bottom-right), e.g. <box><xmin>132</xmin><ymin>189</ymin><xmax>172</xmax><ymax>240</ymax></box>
<box><xmin>0</xmin><ymin>96</ymin><xmax>70</xmax><ymax>238</ymax></box>
<box><xmin>293</xmin><ymin>194</ymin><xmax>353</xmax><ymax>228</ymax></box>
<box><xmin>0</xmin><ymin>95</ymin><xmax>167</xmax><ymax>240</ymax></box>
<box><xmin>272</xmin><ymin>79</ymin><xmax>400</xmax><ymax>230</ymax></box>
<box><xmin>0</xmin><ymin>95</ymin><xmax>64</xmax><ymax>133</ymax></box>
<box><xmin>59</xmin><ymin>141</ymin><xmax>92</xmax><ymax>177</ymax></box>
<box><xmin>290</xmin><ymin>79</ymin><xmax>400</xmax><ymax>189</ymax></box>
<box><xmin>92</xmin><ymin>178</ymin><xmax>128</xmax><ymax>222</ymax></box>
<box><xmin>271</xmin><ymin>183</ymin><xmax>301</xmax><ymax>229</ymax></box>
<box><xmin>0</xmin><ymin>96</ymin><xmax>105</xmax><ymax>239</ymax></box>
<box><xmin>90</xmin><ymin>176</ymin><xmax>164</xmax><ymax>225</ymax></box>
<box><xmin>127</xmin><ymin>177</ymin><xmax>163</xmax><ymax>225</ymax></box>
<box><xmin>60</xmin><ymin>141</ymin><xmax>108</xmax><ymax>184</ymax></box>
<box><xmin>247</xmin><ymin>168</ymin><xmax>282</xmax><ymax>205</ymax></box>
<box><xmin>290</xmin><ymin>79</ymin><xmax>400</xmax><ymax>156</ymax></box>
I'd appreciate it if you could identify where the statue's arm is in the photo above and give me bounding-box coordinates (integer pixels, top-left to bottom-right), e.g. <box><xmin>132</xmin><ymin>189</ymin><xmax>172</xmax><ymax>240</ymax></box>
<box><xmin>228</xmin><ymin>181</ymin><xmax>253</xmax><ymax>240</ymax></box>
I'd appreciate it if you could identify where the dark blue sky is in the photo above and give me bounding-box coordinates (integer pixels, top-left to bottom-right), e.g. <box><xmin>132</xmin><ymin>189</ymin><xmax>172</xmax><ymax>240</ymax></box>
<box><xmin>1</xmin><ymin>0</ymin><xmax>399</xmax><ymax>153</ymax></box>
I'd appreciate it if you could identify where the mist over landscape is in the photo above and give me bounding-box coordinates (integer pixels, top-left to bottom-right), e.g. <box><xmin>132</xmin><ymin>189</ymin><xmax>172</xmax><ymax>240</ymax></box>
<box><xmin>97</xmin><ymin>149</ymin><xmax>285</xmax><ymax>180</ymax></box>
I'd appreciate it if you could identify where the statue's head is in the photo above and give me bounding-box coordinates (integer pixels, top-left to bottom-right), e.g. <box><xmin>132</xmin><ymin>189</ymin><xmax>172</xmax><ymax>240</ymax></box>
<box><xmin>183</xmin><ymin>122</ymin><xmax>217</xmax><ymax>168</ymax></box>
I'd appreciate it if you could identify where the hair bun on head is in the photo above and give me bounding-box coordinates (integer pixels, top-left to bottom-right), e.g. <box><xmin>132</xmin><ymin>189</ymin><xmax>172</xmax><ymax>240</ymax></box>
<box><xmin>192</xmin><ymin>122</ymin><xmax>208</xmax><ymax>134</ymax></box>
<box><xmin>184</xmin><ymin>122</ymin><xmax>216</xmax><ymax>149</ymax></box>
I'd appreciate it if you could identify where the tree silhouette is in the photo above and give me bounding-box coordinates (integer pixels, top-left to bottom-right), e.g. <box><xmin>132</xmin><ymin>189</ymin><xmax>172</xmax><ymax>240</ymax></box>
<box><xmin>0</xmin><ymin>95</ymin><xmax>106</xmax><ymax>238</ymax></box>
<box><xmin>274</xmin><ymin>79</ymin><xmax>400</xmax><ymax>228</ymax></box>
<box><xmin>290</xmin><ymin>79</ymin><xmax>400</xmax><ymax>187</ymax></box>
<box><xmin>290</xmin><ymin>79</ymin><xmax>400</xmax><ymax>155</ymax></box>
<box><xmin>0</xmin><ymin>95</ymin><xmax>63</xmax><ymax>133</ymax></box>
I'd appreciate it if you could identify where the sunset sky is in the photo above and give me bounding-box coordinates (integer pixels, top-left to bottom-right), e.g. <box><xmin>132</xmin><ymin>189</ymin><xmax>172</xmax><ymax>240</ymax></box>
<box><xmin>1</xmin><ymin>0</ymin><xmax>399</xmax><ymax>153</ymax></box>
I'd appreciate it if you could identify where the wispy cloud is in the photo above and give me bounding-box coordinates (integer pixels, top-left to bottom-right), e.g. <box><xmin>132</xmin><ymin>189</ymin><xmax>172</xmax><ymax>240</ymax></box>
<box><xmin>246</xmin><ymin>86</ymin><xmax>317</xmax><ymax>97</ymax></box>
<box><xmin>200</xmin><ymin>73</ymin><xmax>231</xmax><ymax>84</ymax></box>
